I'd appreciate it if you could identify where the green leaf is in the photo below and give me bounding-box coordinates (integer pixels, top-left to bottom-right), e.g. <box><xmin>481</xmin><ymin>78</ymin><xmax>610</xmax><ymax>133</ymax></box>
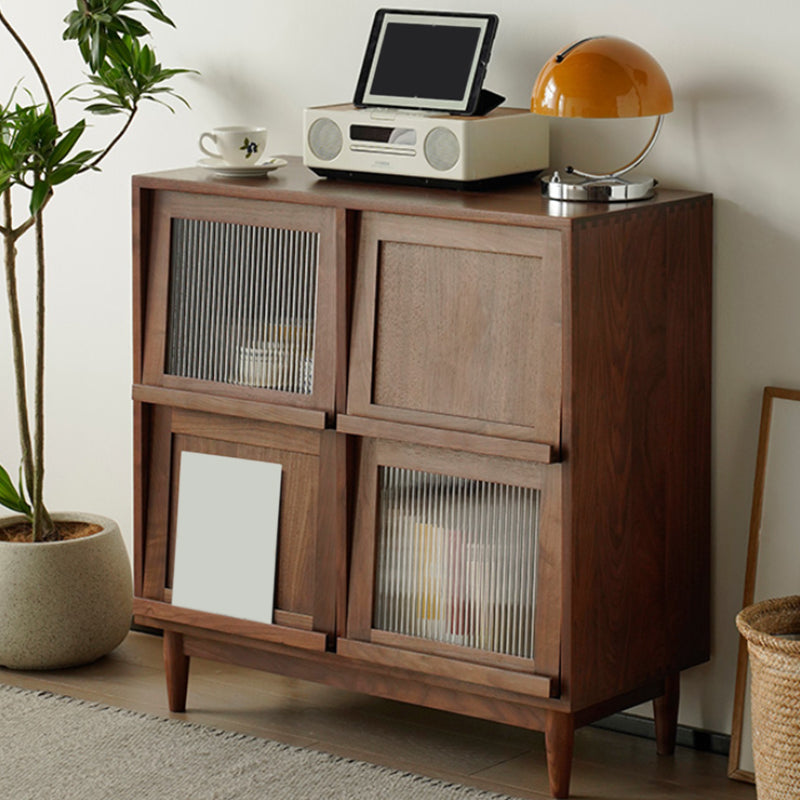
<box><xmin>0</xmin><ymin>142</ymin><xmax>14</xmax><ymax>171</ymax></box>
<box><xmin>30</xmin><ymin>179</ymin><xmax>50</xmax><ymax>215</ymax></box>
<box><xmin>47</xmin><ymin>120</ymin><xmax>86</xmax><ymax>166</ymax></box>
<box><xmin>138</xmin><ymin>44</ymin><xmax>155</xmax><ymax>75</ymax></box>
<box><xmin>16</xmin><ymin>465</ymin><xmax>27</xmax><ymax>507</ymax></box>
<box><xmin>134</xmin><ymin>0</ymin><xmax>175</xmax><ymax>26</ymax></box>
<box><xmin>0</xmin><ymin>464</ymin><xmax>32</xmax><ymax>517</ymax></box>
<box><xmin>48</xmin><ymin>148</ymin><xmax>98</xmax><ymax>184</ymax></box>
<box><xmin>115</xmin><ymin>15</ymin><xmax>149</xmax><ymax>38</ymax></box>
<box><xmin>141</xmin><ymin>95</ymin><xmax>177</xmax><ymax>112</ymax></box>
<box><xmin>57</xmin><ymin>82</ymin><xmax>85</xmax><ymax>104</ymax></box>
<box><xmin>49</xmin><ymin>162</ymin><xmax>82</xmax><ymax>185</ymax></box>
<box><xmin>84</xmin><ymin>103</ymin><xmax>126</xmax><ymax>115</ymax></box>
<box><xmin>63</xmin><ymin>18</ymin><xmax>82</xmax><ymax>41</ymax></box>
<box><xmin>105</xmin><ymin>35</ymin><xmax>135</xmax><ymax>67</ymax></box>
<box><xmin>90</xmin><ymin>22</ymin><xmax>105</xmax><ymax>69</ymax></box>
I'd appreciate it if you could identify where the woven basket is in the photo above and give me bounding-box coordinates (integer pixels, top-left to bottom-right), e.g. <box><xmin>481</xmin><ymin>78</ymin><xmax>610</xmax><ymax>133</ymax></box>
<box><xmin>736</xmin><ymin>595</ymin><xmax>800</xmax><ymax>799</ymax></box>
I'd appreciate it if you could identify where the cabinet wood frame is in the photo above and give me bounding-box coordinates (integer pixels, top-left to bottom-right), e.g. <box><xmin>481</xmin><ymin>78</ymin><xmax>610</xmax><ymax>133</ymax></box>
<box><xmin>131</xmin><ymin>164</ymin><xmax>712</xmax><ymax>800</ymax></box>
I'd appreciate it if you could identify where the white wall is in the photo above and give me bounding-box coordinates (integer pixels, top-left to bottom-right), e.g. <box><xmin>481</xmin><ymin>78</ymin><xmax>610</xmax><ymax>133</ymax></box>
<box><xmin>2</xmin><ymin>0</ymin><xmax>799</xmax><ymax>737</ymax></box>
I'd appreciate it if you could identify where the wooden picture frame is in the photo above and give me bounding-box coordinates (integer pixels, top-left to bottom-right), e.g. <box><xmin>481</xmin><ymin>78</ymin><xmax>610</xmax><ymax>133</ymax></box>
<box><xmin>729</xmin><ymin>386</ymin><xmax>800</xmax><ymax>781</ymax></box>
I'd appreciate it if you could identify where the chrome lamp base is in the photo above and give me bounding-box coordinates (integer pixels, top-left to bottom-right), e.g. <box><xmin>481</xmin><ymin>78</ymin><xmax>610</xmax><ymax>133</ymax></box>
<box><xmin>542</xmin><ymin>114</ymin><xmax>664</xmax><ymax>202</ymax></box>
<box><xmin>541</xmin><ymin>171</ymin><xmax>656</xmax><ymax>202</ymax></box>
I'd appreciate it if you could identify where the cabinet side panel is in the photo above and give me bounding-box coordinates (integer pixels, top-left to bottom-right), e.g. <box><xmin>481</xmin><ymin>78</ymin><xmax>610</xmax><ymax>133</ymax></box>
<box><xmin>665</xmin><ymin>197</ymin><xmax>713</xmax><ymax>669</ymax></box>
<box><xmin>567</xmin><ymin>208</ymin><xmax>669</xmax><ymax>709</ymax></box>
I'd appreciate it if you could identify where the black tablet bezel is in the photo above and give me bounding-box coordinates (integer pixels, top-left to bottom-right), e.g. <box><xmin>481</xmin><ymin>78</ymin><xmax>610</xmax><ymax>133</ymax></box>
<box><xmin>353</xmin><ymin>9</ymin><xmax>499</xmax><ymax>116</ymax></box>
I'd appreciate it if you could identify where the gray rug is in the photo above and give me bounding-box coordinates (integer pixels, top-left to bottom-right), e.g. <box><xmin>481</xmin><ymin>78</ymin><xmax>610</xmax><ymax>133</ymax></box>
<box><xmin>0</xmin><ymin>684</ymin><xmax>523</xmax><ymax>800</ymax></box>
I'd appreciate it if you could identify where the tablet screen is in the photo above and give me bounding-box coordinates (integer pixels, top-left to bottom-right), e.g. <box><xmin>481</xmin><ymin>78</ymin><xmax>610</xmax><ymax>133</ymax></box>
<box><xmin>354</xmin><ymin>10</ymin><xmax>498</xmax><ymax>115</ymax></box>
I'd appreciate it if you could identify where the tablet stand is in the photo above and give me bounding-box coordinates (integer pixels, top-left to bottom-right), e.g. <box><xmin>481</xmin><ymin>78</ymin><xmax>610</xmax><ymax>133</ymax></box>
<box><xmin>468</xmin><ymin>88</ymin><xmax>505</xmax><ymax>116</ymax></box>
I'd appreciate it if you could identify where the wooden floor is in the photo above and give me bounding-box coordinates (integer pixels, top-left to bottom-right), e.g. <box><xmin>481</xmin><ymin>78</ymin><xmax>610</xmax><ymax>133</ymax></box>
<box><xmin>1</xmin><ymin>631</ymin><xmax>754</xmax><ymax>800</ymax></box>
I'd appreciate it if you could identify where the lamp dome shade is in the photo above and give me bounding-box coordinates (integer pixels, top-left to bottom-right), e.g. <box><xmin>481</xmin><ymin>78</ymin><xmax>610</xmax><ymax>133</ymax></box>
<box><xmin>531</xmin><ymin>36</ymin><xmax>673</xmax><ymax>119</ymax></box>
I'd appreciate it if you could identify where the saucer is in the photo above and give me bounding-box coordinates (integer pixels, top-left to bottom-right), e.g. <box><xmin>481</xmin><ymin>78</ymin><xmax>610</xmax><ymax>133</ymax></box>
<box><xmin>198</xmin><ymin>157</ymin><xmax>288</xmax><ymax>177</ymax></box>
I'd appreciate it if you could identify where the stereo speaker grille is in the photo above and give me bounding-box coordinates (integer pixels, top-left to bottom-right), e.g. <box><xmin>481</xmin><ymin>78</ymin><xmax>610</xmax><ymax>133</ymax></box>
<box><xmin>307</xmin><ymin>118</ymin><xmax>343</xmax><ymax>161</ymax></box>
<box><xmin>424</xmin><ymin>127</ymin><xmax>460</xmax><ymax>171</ymax></box>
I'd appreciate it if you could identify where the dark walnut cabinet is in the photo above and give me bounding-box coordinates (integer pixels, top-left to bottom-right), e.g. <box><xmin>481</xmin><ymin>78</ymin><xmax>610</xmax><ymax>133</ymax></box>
<box><xmin>132</xmin><ymin>159</ymin><xmax>712</xmax><ymax>798</ymax></box>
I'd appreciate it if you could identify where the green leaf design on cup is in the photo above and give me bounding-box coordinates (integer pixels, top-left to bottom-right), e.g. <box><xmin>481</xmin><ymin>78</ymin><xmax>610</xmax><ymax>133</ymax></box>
<box><xmin>240</xmin><ymin>137</ymin><xmax>259</xmax><ymax>159</ymax></box>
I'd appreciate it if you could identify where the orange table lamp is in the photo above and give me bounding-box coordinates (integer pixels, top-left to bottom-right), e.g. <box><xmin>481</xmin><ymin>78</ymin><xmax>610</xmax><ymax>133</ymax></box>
<box><xmin>532</xmin><ymin>36</ymin><xmax>673</xmax><ymax>201</ymax></box>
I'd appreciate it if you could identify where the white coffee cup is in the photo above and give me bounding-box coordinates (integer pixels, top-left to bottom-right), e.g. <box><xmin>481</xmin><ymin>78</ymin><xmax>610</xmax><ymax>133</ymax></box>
<box><xmin>199</xmin><ymin>126</ymin><xmax>268</xmax><ymax>166</ymax></box>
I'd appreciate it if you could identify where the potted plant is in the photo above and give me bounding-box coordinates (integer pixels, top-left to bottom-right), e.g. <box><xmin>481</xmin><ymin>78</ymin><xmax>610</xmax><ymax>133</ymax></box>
<box><xmin>0</xmin><ymin>0</ymin><xmax>190</xmax><ymax>669</ymax></box>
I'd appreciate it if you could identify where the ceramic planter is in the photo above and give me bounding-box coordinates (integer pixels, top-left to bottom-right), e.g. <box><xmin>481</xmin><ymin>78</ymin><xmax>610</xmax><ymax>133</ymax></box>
<box><xmin>0</xmin><ymin>512</ymin><xmax>132</xmax><ymax>669</ymax></box>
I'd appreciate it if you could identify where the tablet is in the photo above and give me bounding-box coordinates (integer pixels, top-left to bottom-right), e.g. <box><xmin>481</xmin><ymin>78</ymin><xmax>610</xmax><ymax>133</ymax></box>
<box><xmin>353</xmin><ymin>9</ymin><xmax>499</xmax><ymax>115</ymax></box>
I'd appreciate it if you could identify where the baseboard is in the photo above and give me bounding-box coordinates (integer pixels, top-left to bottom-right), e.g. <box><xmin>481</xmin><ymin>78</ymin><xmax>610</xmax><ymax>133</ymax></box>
<box><xmin>131</xmin><ymin>622</ymin><xmax>163</xmax><ymax>637</ymax></box>
<box><xmin>593</xmin><ymin>713</ymin><xmax>730</xmax><ymax>756</ymax></box>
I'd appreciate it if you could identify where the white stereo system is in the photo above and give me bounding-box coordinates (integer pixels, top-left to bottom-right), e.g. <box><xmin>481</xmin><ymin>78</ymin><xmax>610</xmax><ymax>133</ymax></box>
<box><xmin>303</xmin><ymin>104</ymin><xmax>549</xmax><ymax>188</ymax></box>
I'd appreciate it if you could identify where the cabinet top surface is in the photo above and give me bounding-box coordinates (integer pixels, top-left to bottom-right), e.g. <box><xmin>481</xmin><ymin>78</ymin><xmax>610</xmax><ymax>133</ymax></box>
<box><xmin>134</xmin><ymin>157</ymin><xmax>710</xmax><ymax>229</ymax></box>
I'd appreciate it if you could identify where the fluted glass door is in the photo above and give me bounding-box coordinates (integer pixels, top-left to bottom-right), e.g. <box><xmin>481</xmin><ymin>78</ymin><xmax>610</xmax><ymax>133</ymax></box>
<box><xmin>166</xmin><ymin>218</ymin><xmax>319</xmax><ymax>395</ymax></box>
<box><xmin>373</xmin><ymin>466</ymin><xmax>540</xmax><ymax>659</ymax></box>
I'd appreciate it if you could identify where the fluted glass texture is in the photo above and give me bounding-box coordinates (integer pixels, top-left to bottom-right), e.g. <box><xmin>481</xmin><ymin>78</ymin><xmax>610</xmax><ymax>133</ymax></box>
<box><xmin>166</xmin><ymin>219</ymin><xmax>319</xmax><ymax>394</ymax></box>
<box><xmin>374</xmin><ymin>467</ymin><xmax>540</xmax><ymax>659</ymax></box>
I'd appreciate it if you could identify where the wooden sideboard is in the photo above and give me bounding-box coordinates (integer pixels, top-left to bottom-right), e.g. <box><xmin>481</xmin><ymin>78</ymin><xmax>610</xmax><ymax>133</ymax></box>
<box><xmin>132</xmin><ymin>158</ymin><xmax>712</xmax><ymax>798</ymax></box>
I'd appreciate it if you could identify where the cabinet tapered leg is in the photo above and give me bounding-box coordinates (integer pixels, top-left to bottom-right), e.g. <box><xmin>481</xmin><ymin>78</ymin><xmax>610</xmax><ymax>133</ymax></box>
<box><xmin>653</xmin><ymin>672</ymin><xmax>680</xmax><ymax>756</ymax></box>
<box><xmin>164</xmin><ymin>631</ymin><xmax>190</xmax><ymax>712</ymax></box>
<box><xmin>545</xmin><ymin>711</ymin><xmax>574</xmax><ymax>799</ymax></box>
